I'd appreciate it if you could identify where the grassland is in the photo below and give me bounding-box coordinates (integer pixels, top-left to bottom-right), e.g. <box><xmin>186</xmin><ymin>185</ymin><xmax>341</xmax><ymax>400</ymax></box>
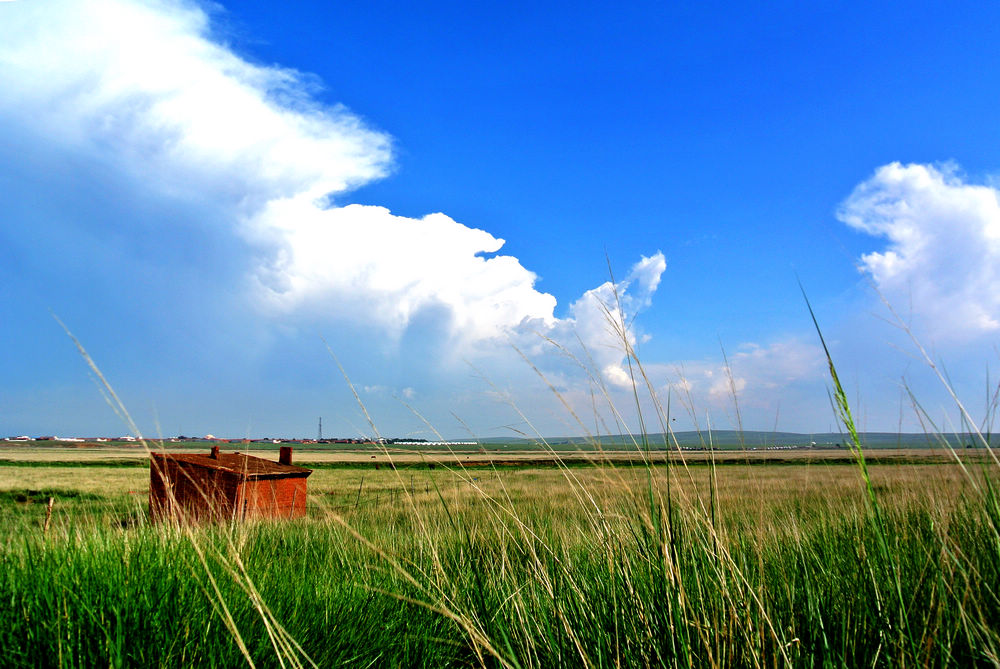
<box><xmin>2</xmin><ymin>447</ymin><xmax>999</xmax><ymax>667</ymax></box>
<box><xmin>4</xmin><ymin>443</ymin><xmax>991</xmax><ymax>467</ymax></box>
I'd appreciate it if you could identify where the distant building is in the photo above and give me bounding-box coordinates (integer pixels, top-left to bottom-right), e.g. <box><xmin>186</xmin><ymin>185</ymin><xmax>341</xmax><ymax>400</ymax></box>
<box><xmin>149</xmin><ymin>446</ymin><xmax>312</xmax><ymax>522</ymax></box>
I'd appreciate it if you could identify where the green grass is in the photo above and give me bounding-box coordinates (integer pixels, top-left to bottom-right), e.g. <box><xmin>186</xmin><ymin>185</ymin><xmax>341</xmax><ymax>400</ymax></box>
<box><xmin>0</xmin><ymin>459</ymin><xmax>998</xmax><ymax>667</ymax></box>
<box><xmin>5</xmin><ymin>296</ymin><xmax>997</xmax><ymax>666</ymax></box>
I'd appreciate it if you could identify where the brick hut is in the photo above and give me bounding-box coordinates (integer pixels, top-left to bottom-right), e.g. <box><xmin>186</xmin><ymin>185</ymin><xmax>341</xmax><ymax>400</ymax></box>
<box><xmin>150</xmin><ymin>446</ymin><xmax>312</xmax><ymax>522</ymax></box>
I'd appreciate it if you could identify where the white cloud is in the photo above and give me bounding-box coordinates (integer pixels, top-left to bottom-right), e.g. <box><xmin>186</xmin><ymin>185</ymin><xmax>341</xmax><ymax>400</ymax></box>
<box><xmin>0</xmin><ymin>0</ymin><xmax>390</xmax><ymax>205</ymax></box>
<box><xmin>707</xmin><ymin>370</ymin><xmax>744</xmax><ymax>400</ymax></box>
<box><xmin>839</xmin><ymin>162</ymin><xmax>1000</xmax><ymax>341</ymax></box>
<box><xmin>654</xmin><ymin>338</ymin><xmax>824</xmax><ymax>412</ymax></box>
<box><xmin>501</xmin><ymin>334</ymin><xmax>826</xmax><ymax>435</ymax></box>
<box><xmin>562</xmin><ymin>253</ymin><xmax>666</xmax><ymax>388</ymax></box>
<box><xmin>255</xmin><ymin>200</ymin><xmax>558</xmax><ymax>342</ymax></box>
<box><xmin>0</xmin><ymin>0</ymin><xmax>672</xmax><ymax>437</ymax></box>
<box><xmin>0</xmin><ymin>0</ymin><xmax>566</xmax><ymax>346</ymax></box>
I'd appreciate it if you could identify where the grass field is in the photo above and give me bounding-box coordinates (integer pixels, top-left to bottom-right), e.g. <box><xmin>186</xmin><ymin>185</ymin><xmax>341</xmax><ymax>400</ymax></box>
<box><xmin>2</xmin><ymin>446</ymin><xmax>999</xmax><ymax>667</ymax></box>
<box><xmin>3</xmin><ymin>443</ymin><xmax>992</xmax><ymax>466</ymax></box>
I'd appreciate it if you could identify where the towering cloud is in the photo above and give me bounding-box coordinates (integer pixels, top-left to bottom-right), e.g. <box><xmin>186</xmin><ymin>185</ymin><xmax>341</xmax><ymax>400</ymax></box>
<box><xmin>839</xmin><ymin>162</ymin><xmax>1000</xmax><ymax>341</ymax></box>
<box><xmin>0</xmin><ymin>0</ymin><xmax>661</xmax><ymax>361</ymax></box>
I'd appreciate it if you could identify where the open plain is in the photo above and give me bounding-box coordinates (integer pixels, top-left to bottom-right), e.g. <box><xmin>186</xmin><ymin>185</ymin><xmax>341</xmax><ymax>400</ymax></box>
<box><xmin>1</xmin><ymin>443</ymin><xmax>998</xmax><ymax>666</ymax></box>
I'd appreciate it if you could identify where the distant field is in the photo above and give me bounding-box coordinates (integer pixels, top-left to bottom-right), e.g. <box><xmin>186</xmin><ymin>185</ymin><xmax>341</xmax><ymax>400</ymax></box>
<box><xmin>0</xmin><ymin>455</ymin><xmax>989</xmax><ymax>541</ymax></box>
<box><xmin>0</xmin><ymin>443</ymin><xmax>993</xmax><ymax>467</ymax></box>
<box><xmin>0</xmin><ymin>458</ymin><xmax>985</xmax><ymax>513</ymax></box>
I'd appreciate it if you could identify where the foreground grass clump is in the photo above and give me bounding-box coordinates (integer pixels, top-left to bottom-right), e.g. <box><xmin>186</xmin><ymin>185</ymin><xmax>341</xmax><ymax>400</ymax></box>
<box><xmin>1</xmin><ymin>461</ymin><xmax>1000</xmax><ymax>667</ymax></box>
<box><xmin>0</xmin><ymin>522</ymin><xmax>467</xmax><ymax>667</ymax></box>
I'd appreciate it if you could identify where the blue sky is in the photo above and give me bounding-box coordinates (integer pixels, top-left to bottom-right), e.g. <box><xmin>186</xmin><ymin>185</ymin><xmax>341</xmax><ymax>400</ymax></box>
<box><xmin>3</xmin><ymin>0</ymin><xmax>1000</xmax><ymax>439</ymax></box>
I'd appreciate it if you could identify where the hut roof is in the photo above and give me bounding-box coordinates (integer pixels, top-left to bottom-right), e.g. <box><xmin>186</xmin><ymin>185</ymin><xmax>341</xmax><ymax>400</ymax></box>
<box><xmin>150</xmin><ymin>452</ymin><xmax>311</xmax><ymax>479</ymax></box>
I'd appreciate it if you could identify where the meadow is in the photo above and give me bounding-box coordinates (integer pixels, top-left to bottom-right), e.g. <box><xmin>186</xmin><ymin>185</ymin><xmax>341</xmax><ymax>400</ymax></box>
<box><xmin>2</xmin><ymin>447</ymin><xmax>999</xmax><ymax>667</ymax></box>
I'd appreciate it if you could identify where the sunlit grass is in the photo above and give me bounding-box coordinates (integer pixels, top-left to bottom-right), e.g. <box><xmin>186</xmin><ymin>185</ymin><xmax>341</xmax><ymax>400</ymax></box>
<box><xmin>3</xmin><ymin>301</ymin><xmax>997</xmax><ymax>666</ymax></box>
<box><xmin>1</xmin><ymin>456</ymin><xmax>998</xmax><ymax>667</ymax></box>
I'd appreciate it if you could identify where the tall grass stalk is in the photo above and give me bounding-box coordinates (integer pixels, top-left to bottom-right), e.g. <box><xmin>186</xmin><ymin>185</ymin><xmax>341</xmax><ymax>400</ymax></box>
<box><xmin>6</xmin><ymin>297</ymin><xmax>1000</xmax><ymax>666</ymax></box>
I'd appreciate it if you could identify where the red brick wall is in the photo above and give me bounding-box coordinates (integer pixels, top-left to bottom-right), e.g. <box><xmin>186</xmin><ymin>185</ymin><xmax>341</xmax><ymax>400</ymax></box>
<box><xmin>237</xmin><ymin>477</ymin><xmax>308</xmax><ymax>519</ymax></box>
<box><xmin>150</xmin><ymin>456</ymin><xmax>241</xmax><ymax>522</ymax></box>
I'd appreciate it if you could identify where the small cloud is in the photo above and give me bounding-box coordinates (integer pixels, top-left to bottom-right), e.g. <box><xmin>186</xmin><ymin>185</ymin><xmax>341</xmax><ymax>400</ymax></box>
<box><xmin>627</xmin><ymin>252</ymin><xmax>667</xmax><ymax>300</ymax></box>
<box><xmin>651</xmin><ymin>337</ymin><xmax>824</xmax><ymax>410</ymax></box>
<box><xmin>708</xmin><ymin>370</ymin><xmax>745</xmax><ymax>400</ymax></box>
<box><xmin>562</xmin><ymin>251</ymin><xmax>667</xmax><ymax>371</ymax></box>
<box><xmin>602</xmin><ymin>364</ymin><xmax>634</xmax><ymax>389</ymax></box>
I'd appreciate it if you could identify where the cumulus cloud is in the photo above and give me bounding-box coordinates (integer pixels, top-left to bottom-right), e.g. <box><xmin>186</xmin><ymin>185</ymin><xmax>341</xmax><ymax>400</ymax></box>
<box><xmin>255</xmin><ymin>200</ymin><xmax>558</xmax><ymax>341</ymax></box>
<box><xmin>0</xmin><ymin>0</ymin><xmax>665</xmax><ymax>368</ymax></box>
<box><xmin>562</xmin><ymin>253</ymin><xmax>667</xmax><ymax>387</ymax></box>
<box><xmin>839</xmin><ymin>162</ymin><xmax>1000</xmax><ymax>341</ymax></box>
<box><xmin>0</xmin><ymin>0</ymin><xmax>390</xmax><ymax>205</ymax></box>
<box><xmin>0</xmin><ymin>0</ymin><xmax>576</xmax><ymax>347</ymax></box>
